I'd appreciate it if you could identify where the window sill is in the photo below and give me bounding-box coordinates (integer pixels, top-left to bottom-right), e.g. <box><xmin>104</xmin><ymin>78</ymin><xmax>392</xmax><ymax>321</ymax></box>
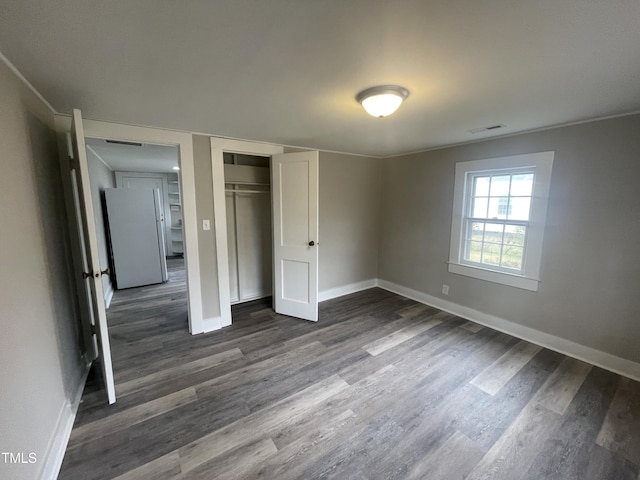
<box><xmin>448</xmin><ymin>262</ymin><xmax>539</xmax><ymax>291</ymax></box>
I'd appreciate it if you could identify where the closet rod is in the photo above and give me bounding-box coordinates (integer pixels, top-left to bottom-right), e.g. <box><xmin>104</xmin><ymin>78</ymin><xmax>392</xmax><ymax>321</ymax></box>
<box><xmin>225</xmin><ymin>189</ymin><xmax>270</xmax><ymax>194</ymax></box>
<box><xmin>224</xmin><ymin>180</ymin><xmax>270</xmax><ymax>186</ymax></box>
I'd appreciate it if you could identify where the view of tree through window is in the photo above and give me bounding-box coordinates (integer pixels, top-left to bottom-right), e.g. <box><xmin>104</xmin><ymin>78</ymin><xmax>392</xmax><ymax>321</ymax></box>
<box><xmin>463</xmin><ymin>172</ymin><xmax>534</xmax><ymax>272</ymax></box>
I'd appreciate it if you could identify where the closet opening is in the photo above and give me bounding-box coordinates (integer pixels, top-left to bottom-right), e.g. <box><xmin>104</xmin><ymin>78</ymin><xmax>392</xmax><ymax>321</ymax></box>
<box><xmin>223</xmin><ymin>153</ymin><xmax>272</xmax><ymax>307</ymax></box>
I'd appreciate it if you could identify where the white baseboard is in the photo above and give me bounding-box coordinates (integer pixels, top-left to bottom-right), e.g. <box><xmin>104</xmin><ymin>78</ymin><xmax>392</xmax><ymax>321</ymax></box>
<box><xmin>39</xmin><ymin>359</ymin><xmax>91</xmax><ymax>480</ymax></box>
<box><xmin>377</xmin><ymin>279</ymin><xmax>640</xmax><ymax>382</ymax></box>
<box><xmin>103</xmin><ymin>279</ymin><xmax>114</xmax><ymax>309</ymax></box>
<box><xmin>319</xmin><ymin>278</ymin><xmax>378</xmax><ymax>302</ymax></box>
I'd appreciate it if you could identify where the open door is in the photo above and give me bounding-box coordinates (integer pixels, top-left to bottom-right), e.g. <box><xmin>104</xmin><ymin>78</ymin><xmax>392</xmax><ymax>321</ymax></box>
<box><xmin>70</xmin><ymin>109</ymin><xmax>116</xmax><ymax>404</ymax></box>
<box><xmin>271</xmin><ymin>151</ymin><xmax>319</xmax><ymax>321</ymax></box>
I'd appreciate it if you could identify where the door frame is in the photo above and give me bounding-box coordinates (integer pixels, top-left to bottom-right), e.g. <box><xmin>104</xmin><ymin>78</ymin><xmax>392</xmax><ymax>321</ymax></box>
<box><xmin>58</xmin><ymin>116</ymin><xmax>205</xmax><ymax>334</ymax></box>
<box><xmin>210</xmin><ymin>138</ymin><xmax>284</xmax><ymax>329</ymax></box>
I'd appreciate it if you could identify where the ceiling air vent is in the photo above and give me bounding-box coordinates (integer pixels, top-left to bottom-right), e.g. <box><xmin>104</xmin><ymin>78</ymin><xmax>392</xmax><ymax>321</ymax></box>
<box><xmin>105</xmin><ymin>139</ymin><xmax>143</xmax><ymax>147</ymax></box>
<box><xmin>467</xmin><ymin>124</ymin><xmax>505</xmax><ymax>134</ymax></box>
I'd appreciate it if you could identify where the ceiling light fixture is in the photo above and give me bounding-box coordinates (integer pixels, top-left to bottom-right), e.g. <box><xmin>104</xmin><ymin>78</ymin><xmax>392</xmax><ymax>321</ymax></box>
<box><xmin>356</xmin><ymin>85</ymin><xmax>410</xmax><ymax>118</ymax></box>
<box><xmin>173</xmin><ymin>166</ymin><xmax>180</xmax><ymax>171</ymax></box>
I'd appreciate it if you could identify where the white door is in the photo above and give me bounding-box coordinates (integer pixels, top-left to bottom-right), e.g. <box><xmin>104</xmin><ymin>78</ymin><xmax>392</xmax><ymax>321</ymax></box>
<box><xmin>71</xmin><ymin>109</ymin><xmax>116</xmax><ymax>404</ymax></box>
<box><xmin>104</xmin><ymin>188</ymin><xmax>167</xmax><ymax>288</ymax></box>
<box><xmin>115</xmin><ymin>173</ymin><xmax>171</xmax><ymax>255</ymax></box>
<box><xmin>271</xmin><ymin>151</ymin><xmax>319</xmax><ymax>321</ymax></box>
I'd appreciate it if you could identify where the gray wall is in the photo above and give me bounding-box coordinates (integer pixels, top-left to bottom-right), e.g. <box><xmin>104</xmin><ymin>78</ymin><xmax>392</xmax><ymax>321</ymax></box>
<box><xmin>0</xmin><ymin>61</ymin><xmax>85</xmax><ymax>479</ymax></box>
<box><xmin>86</xmin><ymin>148</ymin><xmax>115</xmax><ymax>300</ymax></box>
<box><xmin>378</xmin><ymin>114</ymin><xmax>640</xmax><ymax>363</ymax></box>
<box><xmin>319</xmin><ymin>151</ymin><xmax>381</xmax><ymax>292</ymax></box>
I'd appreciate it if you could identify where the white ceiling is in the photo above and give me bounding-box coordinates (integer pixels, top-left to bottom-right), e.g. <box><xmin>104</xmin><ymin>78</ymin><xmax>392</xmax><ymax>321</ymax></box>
<box><xmin>86</xmin><ymin>138</ymin><xmax>179</xmax><ymax>173</ymax></box>
<box><xmin>1</xmin><ymin>0</ymin><xmax>639</xmax><ymax>157</ymax></box>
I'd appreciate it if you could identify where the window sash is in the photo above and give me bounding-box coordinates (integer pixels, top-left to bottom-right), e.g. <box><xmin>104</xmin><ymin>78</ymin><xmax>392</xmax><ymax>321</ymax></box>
<box><xmin>466</xmin><ymin>169</ymin><xmax>535</xmax><ymax>222</ymax></box>
<box><xmin>461</xmin><ymin>218</ymin><xmax>529</xmax><ymax>274</ymax></box>
<box><xmin>461</xmin><ymin>169</ymin><xmax>533</xmax><ymax>275</ymax></box>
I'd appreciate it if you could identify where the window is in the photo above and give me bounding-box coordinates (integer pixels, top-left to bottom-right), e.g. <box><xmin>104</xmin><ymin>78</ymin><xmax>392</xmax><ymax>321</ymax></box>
<box><xmin>448</xmin><ymin>152</ymin><xmax>554</xmax><ymax>291</ymax></box>
<box><xmin>464</xmin><ymin>171</ymin><xmax>532</xmax><ymax>273</ymax></box>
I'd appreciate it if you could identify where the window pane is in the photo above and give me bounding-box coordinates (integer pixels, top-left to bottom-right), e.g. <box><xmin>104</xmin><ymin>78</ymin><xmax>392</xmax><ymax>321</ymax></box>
<box><xmin>501</xmin><ymin>245</ymin><xmax>524</xmax><ymax>270</ymax></box>
<box><xmin>468</xmin><ymin>221</ymin><xmax>485</xmax><ymax>241</ymax></box>
<box><xmin>489</xmin><ymin>175</ymin><xmax>510</xmax><ymax>196</ymax></box>
<box><xmin>484</xmin><ymin>223</ymin><xmax>504</xmax><ymax>244</ymax></box>
<box><xmin>508</xmin><ymin>197</ymin><xmax>531</xmax><ymax>220</ymax></box>
<box><xmin>510</xmin><ymin>174</ymin><xmax>534</xmax><ymax>196</ymax></box>
<box><xmin>482</xmin><ymin>243</ymin><xmax>501</xmax><ymax>265</ymax></box>
<box><xmin>474</xmin><ymin>176</ymin><xmax>490</xmax><ymax>196</ymax></box>
<box><xmin>504</xmin><ymin>224</ymin><xmax>526</xmax><ymax>247</ymax></box>
<box><xmin>488</xmin><ymin>197</ymin><xmax>508</xmax><ymax>219</ymax></box>
<box><xmin>472</xmin><ymin>197</ymin><xmax>488</xmax><ymax>218</ymax></box>
<box><xmin>497</xmin><ymin>197</ymin><xmax>511</xmax><ymax>217</ymax></box>
<box><xmin>465</xmin><ymin>241</ymin><xmax>482</xmax><ymax>262</ymax></box>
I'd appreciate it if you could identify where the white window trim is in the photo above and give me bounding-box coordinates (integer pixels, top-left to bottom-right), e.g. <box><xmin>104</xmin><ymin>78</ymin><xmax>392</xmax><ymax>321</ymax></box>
<box><xmin>448</xmin><ymin>151</ymin><xmax>554</xmax><ymax>291</ymax></box>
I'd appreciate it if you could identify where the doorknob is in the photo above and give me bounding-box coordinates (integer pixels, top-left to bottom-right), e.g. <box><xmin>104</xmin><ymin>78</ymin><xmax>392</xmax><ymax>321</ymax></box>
<box><xmin>308</xmin><ymin>241</ymin><xmax>315</xmax><ymax>246</ymax></box>
<box><xmin>101</xmin><ymin>268</ymin><xmax>111</xmax><ymax>276</ymax></box>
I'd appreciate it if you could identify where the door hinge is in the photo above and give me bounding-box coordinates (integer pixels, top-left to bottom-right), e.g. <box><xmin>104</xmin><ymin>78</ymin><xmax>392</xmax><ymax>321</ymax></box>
<box><xmin>83</xmin><ymin>269</ymin><xmax>109</xmax><ymax>279</ymax></box>
<box><xmin>90</xmin><ymin>324</ymin><xmax>96</xmax><ymax>335</ymax></box>
<box><xmin>66</xmin><ymin>132</ymin><xmax>74</xmax><ymax>160</ymax></box>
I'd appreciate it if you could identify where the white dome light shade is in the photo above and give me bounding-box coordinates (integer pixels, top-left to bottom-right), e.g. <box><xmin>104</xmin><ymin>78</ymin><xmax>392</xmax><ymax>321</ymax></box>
<box><xmin>361</xmin><ymin>94</ymin><xmax>403</xmax><ymax>117</ymax></box>
<box><xmin>356</xmin><ymin>85</ymin><xmax>409</xmax><ymax>118</ymax></box>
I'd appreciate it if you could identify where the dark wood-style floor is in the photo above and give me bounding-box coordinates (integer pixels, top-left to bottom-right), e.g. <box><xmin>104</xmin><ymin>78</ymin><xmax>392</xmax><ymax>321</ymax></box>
<box><xmin>60</xmin><ymin>259</ymin><xmax>640</xmax><ymax>479</ymax></box>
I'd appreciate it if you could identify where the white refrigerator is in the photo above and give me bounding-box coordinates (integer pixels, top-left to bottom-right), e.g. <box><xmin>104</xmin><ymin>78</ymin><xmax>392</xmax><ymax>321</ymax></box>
<box><xmin>104</xmin><ymin>188</ymin><xmax>168</xmax><ymax>289</ymax></box>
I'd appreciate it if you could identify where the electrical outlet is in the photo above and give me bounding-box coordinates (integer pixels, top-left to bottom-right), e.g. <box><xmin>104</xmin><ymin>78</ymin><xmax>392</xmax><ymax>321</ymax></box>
<box><xmin>202</xmin><ymin>219</ymin><xmax>210</xmax><ymax>231</ymax></box>
<box><xmin>442</xmin><ymin>284</ymin><xmax>449</xmax><ymax>295</ymax></box>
